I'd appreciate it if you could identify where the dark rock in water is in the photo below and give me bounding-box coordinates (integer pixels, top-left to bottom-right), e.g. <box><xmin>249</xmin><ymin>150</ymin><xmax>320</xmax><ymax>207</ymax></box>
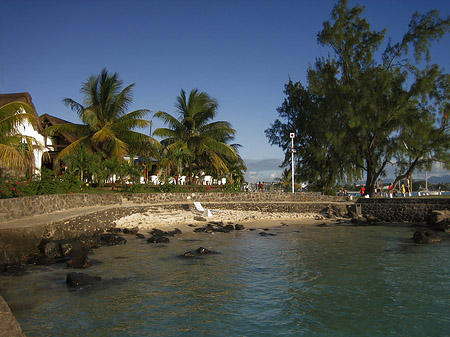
<box><xmin>188</xmin><ymin>224</ymin><xmax>197</xmax><ymax>227</ymax></box>
<box><xmin>193</xmin><ymin>227</ymin><xmax>207</xmax><ymax>233</ymax></box>
<box><xmin>194</xmin><ymin>216</ymin><xmax>207</xmax><ymax>221</ymax></box>
<box><xmin>181</xmin><ymin>252</ymin><xmax>196</xmax><ymax>258</ymax></box>
<box><xmin>43</xmin><ymin>241</ymin><xmax>63</xmax><ymax>259</ymax></box>
<box><xmin>347</xmin><ymin>210</ymin><xmax>358</xmax><ymax>219</ymax></box>
<box><xmin>66</xmin><ymin>255</ymin><xmax>91</xmax><ymax>269</ymax></box>
<box><xmin>107</xmin><ymin>228</ymin><xmax>122</xmax><ymax>234</ymax></box>
<box><xmin>30</xmin><ymin>255</ymin><xmax>59</xmax><ymax>266</ymax></box>
<box><xmin>165</xmin><ymin>229</ymin><xmax>181</xmax><ymax>236</ymax></box>
<box><xmin>136</xmin><ymin>233</ymin><xmax>146</xmax><ymax>239</ymax></box>
<box><xmin>1</xmin><ymin>263</ymin><xmax>30</xmax><ymax>276</ymax></box>
<box><xmin>351</xmin><ymin>217</ymin><xmax>368</xmax><ymax>226</ymax></box>
<box><xmin>148</xmin><ymin>228</ymin><xmax>181</xmax><ymax>238</ymax></box>
<box><xmin>213</xmin><ymin>226</ymin><xmax>230</xmax><ymax>233</ymax></box>
<box><xmin>196</xmin><ymin>247</ymin><xmax>212</xmax><ymax>254</ymax></box>
<box><xmin>317</xmin><ymin>223</ymin><xmax>328</xmax><ymax>227</ymax></box>
<box><xmin>99</xmin><ymin>234</ymin><xmax>127</xmax><ymax>246</ymax></box>
<box><xmin>412</xmin><ymin>231</ymin><xmax>441</xmax><ymax>244</ymax></box>
<box><xmin>224</xmin><ymin>224</ymin><xmax>235</xmax><ymax>231</ymax></box>
<box><xmin>78</xmin><ymin>234</ymin><xmax>101</xmax><ymax>248</ymax></box>
<box><xmin>147</xmin><ymin>236</ymin><xmax>170</xmax><ymax>244</ymax></box>
<box><xmin>60</xmin><ymin>242</ymin><xmax>73</xmax><ymax>256</ymax></box>
<box><xmin>123</xmin><ymin>227</ymin><xmax>139</xmax><ymax>235</ymax></box>
<box><xmin>249</xmin><ymin>228</ymin><xmax>256</xmax><ymax>231</ymax></box>
<box><xmin>426</xmin><ymin>210</ymin><xmax>450</xmax><ymax>232</ymax></box>
<box><xmin>364</xmin><ymin>214</ymin><xmax>378</xmax><ymax>225</ymax></box>
<box><xmin>66</xmin><ymin>272</ymin><xmax>102</xmax><ymax>287</ymax></box>
<box><xmin>259</xmin><ymin>232</ymin><xmax>276</xmax><ymax>237</ymax></box>
<box><xmin>149</xmin><ymin>229</ymin><xmax>165</xmax><ymax>236</ymax></box>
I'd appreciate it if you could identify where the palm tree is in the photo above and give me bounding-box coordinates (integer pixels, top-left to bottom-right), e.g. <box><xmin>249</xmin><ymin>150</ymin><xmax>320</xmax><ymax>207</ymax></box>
<box><xmin>153</xmin><ymin>88</ymin><xmax>238</xmax><ymax>183</ymax></box>
<box><xmin>0</xmin><ymin>101</ymin><xmax>42</xmax><ymax>174</ymax></box>
<box><xmin>45</xmin><ymin>68</ymin><xmax>151</xmax><ymax>160</ymax></box>
<box><xmin>63</xmin><ymin>145</ymin><xmax>102</xmax><ymax>183</ymax></box>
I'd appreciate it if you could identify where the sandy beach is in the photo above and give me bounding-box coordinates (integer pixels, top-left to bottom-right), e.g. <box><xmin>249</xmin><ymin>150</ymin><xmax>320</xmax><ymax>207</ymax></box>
<box><xmin>114</xmin><ymin>207</ymin><xmax>325</xmax><ymax>232</ymax></box>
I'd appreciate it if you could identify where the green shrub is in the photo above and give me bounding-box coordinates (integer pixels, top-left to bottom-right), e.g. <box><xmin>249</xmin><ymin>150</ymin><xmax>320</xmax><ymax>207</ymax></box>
<box><xmin>224</xmin><ymin>181</ymin><xmax>242</xmax><ymax>192</ymax></box>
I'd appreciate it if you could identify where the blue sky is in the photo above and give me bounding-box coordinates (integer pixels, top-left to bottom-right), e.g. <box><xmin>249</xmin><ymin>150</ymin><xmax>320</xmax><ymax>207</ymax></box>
<box><xmin>1</xmin><ymin>0</ymin><xmax>449</xmax><ymax>182</ymax></box>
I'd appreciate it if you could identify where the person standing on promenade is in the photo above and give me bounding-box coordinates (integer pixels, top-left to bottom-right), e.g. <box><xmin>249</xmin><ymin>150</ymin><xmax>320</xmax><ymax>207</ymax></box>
<box><xmin>360</xmin><ymin>185</ymin><xmax>365</xmax><ymax>196</ymax></box>
<box><xmin>376</xmin><ymin>179</ymin><xmax>383</xmax><ymax>197</ymax></box>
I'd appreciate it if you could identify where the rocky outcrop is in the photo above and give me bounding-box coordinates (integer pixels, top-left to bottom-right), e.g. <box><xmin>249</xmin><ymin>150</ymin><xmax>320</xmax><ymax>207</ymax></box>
<box><xmin>0</xmin><ymin>295</ymin><xmax>26</xmax><ymax>337</ymax></box>
<box><xmin>193</xmin><ymin>222</ymin><xmax>245</xmax><ymax>233</ymax></box>
<box><xmin>180</xmin><ymin>247</ymin><xmax>217</xmax><ymax>258</ymax></box>
<box><xmin>412</xmin><ymin>231</ymin><xmax>442</xmax><ymax>244</ymax></box>
<box><xmin>146</xmin><ymin>228</ymin><xmax>182</xmax><ymax>244</ymax></box>
<box><xmin>66</xmin><ymin>272</ymin><xmax>102</xmax><ymax>287</ymax></box>
<box><xmin>426</xmin><ymin>210</ymin><xmax>450</xmax><ymax>232</ymax></box>
<box><xmin>26</xmin><ymin>233</ymin><xmax>126</xmax><ymax>269</ymax></box>
<box><xmin>147</xmin><ymin>236</ymin><xmax>170</xmax><ymax>243</ymax></box>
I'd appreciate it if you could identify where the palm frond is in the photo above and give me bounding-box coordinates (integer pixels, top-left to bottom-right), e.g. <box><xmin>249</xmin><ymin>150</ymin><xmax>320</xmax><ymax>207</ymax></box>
<box><xmin>153</xmin><ymin>110</ymin><xmax>183</xmax><ymax>131</ymax></box>
<box><xmin>62</xmin><ymin>98</ymin><xmax>85</xmax><ymax>116</ymax></box>
<box><xmin>0</xmin><ymin>102</ymin><xmax>39</xmax><ymax>132</ymax></box>
<box><xmin>56</xmin><ymin>136</ymin><xmax>91</xmax><ymax>160</ymax></box>
<box><xmin>114</xmin><ymin>84</ymin><xmax>135</xmax><ymax>117</ymax></box>
<box><xmin>44</xmin><ymin>123</ymin><xmax>90</xmax><ymax>137</ymax></box>
<box><xmin>0</xmin><ymin>143</ymin><xmax>25</xmax><ymax>170</ymax></box>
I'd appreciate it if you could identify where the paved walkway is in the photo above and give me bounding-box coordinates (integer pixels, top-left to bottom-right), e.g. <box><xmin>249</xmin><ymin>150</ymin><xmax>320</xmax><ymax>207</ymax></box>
<box><xmin>0</xmin><ymin>205</ymin><xmax>119</xmax><ymax>230</ymax></box>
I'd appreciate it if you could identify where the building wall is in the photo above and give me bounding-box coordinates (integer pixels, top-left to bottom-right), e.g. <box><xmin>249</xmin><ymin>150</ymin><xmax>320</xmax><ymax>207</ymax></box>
<box><xmin>16</xmin><ymin>108</ymin><xmax>54</xmax><ymax>174</ymax></box>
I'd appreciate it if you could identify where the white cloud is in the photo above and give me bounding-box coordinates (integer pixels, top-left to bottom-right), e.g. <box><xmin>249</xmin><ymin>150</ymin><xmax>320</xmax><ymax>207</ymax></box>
<box><xmin>243</xmin><ymin>158</ymin><xmax>284</xmax><ymax>182</ymax></box>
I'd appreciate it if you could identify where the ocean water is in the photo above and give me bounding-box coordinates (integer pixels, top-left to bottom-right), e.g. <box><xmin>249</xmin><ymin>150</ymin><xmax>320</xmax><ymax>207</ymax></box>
<box><xmin>1</xmin><ymin>223</ymin><xmax>449</xmax><ymax>337</ymax></box>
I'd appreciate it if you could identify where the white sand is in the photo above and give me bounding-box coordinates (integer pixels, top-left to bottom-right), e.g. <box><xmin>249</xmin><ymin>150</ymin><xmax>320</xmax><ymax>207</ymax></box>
<box><xmin>114</xmin><ymin>208</ymin><xmax>324</xmax><ymax>231</ymax></box>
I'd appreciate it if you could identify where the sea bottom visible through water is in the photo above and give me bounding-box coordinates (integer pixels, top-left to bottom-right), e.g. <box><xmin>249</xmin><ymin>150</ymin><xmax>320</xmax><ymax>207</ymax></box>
<box><xmin>1</xmin><ymin>223</ymin><xmax>449</xmax><ymax>337</ymax></box>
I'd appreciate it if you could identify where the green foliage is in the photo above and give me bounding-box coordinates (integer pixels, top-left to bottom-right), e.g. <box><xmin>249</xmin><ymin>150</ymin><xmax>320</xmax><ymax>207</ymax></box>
<box><xmin>157</xmin><ymin>182</ymin><xmax>179</xmax><ymax>193</ymax></box>
<box><xmin>157</xmin><ymin>183</ymin><xmax>208</xmax><ymax>193</ymax></box>
<box><xmin>266</xmin><ymin>0</ymin><xmax>450</xmax><ymax>196</ymax></box>
<box><xmin>223</xmin><ymin>181</ymin><xmax>242</xmax><ymax>192</ymax></box>
<box><xmin>63</xmin><ymin>145</ymin><xmax>103</xmax><ymax>183</ymax></box>
<box><xmin>322</xmin><ymin>188</ymin><xmax>336</xmax><ymax>196</ymax></box>
<box><xmin>0</xmin><ymin>174</ymin><xmax>33</xmax><ymax>198</ymax></box>
<box><xmin>44</xmin><ymin>68</ymin><xmax>153</xmax><ymax>160</ymax></box>
<box><xmin>153</xmin><ymin>88</ymin><xmax>242</xmax><ymax>182</ymax></box>
<box><xmin>0</xmin><ymin>168</ymin><xmax>86</xmax><ymax>199</ymax></box>
<box><xmin>0</xmin><ymin>101</ymin><xmax>42</xmax><ymax>174</ymax></box>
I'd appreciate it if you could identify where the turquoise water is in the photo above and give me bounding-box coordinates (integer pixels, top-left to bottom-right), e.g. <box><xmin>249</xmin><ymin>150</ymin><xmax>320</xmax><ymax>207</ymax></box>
<box><xmin>1</xmin><ymin>223</ymin><xmax>449</xmax><ymax>336</ymax></box>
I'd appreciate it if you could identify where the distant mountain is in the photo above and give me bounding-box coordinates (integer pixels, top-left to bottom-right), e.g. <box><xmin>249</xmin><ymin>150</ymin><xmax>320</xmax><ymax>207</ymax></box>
<box><xmin>425</xmin><ymin>175</ymin><xmax>450</xmax><ymax>184</ymax></box>
<box><xmin>413</xmin><ymin>175</ymin><xmax>450</xmax><ymax>184</ymax></box>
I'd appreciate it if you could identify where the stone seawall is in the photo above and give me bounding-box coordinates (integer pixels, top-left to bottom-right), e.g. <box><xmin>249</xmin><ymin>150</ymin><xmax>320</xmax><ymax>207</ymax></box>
<box><xmin>120</xmin><ymin>192</ymin><xmax>346</xmax><ymax>204</ymax></box>
<box><xmin>0</xmin><ymin>194</ymin><xmax>123</xmax><ymax>223</ymax></box>
<box><xmin>0</xmin><ymin>192</ymin><xmax>346</xmax><ymax>223</ymax></box>
<box><xmin>356</xmin><ymin>197</ymin><xmax>450</xmax><ymax>222</ymax></box>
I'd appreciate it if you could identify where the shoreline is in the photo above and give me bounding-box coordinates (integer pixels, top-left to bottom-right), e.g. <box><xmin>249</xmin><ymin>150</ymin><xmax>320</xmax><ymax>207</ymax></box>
<box><xmin>113</xmin><ymin>208</ymin><xmax>326</xmax><ymax>232</ymax></box>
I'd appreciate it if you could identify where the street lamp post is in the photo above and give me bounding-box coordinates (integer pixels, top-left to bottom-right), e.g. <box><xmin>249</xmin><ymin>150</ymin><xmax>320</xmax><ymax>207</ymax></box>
<box><xmin>290</xmin><ymin>133</ymin><xmax>295</xmax><ymax>193</ymax></box>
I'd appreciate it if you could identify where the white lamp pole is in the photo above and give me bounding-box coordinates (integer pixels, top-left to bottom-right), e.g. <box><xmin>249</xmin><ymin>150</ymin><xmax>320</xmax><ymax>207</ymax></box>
<box><xmin>290</xmin><ymin>133</ymin><xmax>295</xmax><ymax>193</ymax></box>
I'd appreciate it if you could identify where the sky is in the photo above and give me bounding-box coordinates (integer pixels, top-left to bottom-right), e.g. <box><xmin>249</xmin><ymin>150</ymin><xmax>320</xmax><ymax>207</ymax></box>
<box><xmin>1</xmin><ymin>0</ymin><xmax>449</xmax><ymax>182</ymax></box>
